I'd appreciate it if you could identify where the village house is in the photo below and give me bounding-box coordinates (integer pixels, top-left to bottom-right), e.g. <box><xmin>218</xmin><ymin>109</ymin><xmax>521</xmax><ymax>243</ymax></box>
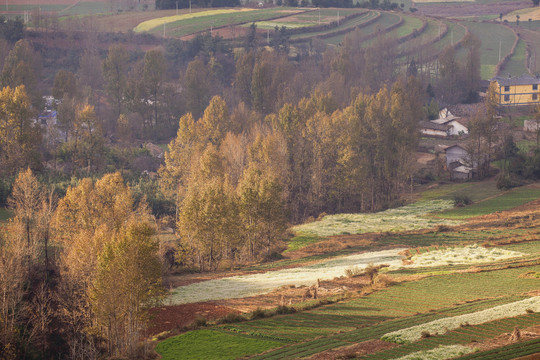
<box><xmin>444</xmin><ymin>144</ymin><xmax>473</xmax><ymax>180</ymax></box>
<box><xmin>420</xmin><ymin>108</ymin><xmax>468</xmax><ymax>138</ymax></box>
<box><xmin>490</xmin><ymin>73</ymin><xmax>540</xmax><ymax>106</ymax></box>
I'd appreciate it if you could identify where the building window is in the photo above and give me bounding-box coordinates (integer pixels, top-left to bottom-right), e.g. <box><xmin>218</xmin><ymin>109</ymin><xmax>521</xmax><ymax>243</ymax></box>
<box><xmin>504</xmin><ymin>86</ymin><xmax>510</xmax><ymax>92</ymax></box>
<box><xmin>504</xmin><ymin>94</ymin><xmax>510</xmax><ymax>102</ymax></box>
<box><xmin>534</xmin><ymin>93</ymin><xmax>539</xmax><ymax>101</ymax></box>
<box><xmin>534</xmin><ymin>84</ymin><xmax>538</xmax><ymax>91</ymax></box>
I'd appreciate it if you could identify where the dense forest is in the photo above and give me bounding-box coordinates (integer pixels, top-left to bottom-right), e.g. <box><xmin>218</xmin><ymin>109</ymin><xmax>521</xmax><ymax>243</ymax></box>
<box><xmin>3</xmin><ymin>8</ymin><xmax>537</xmax><ymax>358</ymax></box>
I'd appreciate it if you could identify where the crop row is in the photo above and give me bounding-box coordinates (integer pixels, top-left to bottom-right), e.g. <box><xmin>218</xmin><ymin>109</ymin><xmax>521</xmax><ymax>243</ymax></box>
<box><xmin>365</xmin><ymin>312</ymin><xmax>540</xmax><ymax>359</ymax></box>
<box><xmin>454</xmin><ymin>336</ymin><xmax>540</xmax><ymax>360</ymax></box>
<box><xmin>250</xmin><ymin>296</ymin><xmax>525</xmax><ymax>359</ymax></box>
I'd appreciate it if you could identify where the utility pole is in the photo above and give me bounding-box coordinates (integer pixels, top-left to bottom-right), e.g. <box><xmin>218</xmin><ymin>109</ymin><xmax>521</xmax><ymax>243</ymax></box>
<box><xmin>319</xmin><ymin>8</ymin><xmax>321</xmax><ymax>25</ymax></box>
<box><xmin>499</xmin><ymin>40</ymin><xmax>502</xmax><ymax>63</ymax></box>
<box><xmin>337</xmin><ymin>10</ymin><xmax>339</xmax><ymax>25</ymax></box>
<box><xmin>189</xmin><ymin>0</ymin><xmax>191</xmax><ymax>13</ymax></box>
<box><xmin>163</xmin><ymin>23</ymin><xmax>166</xmax><ymax>37</ymax></box>
<box><xmin>176</xmin><ymin>1</ymin><xmax>178</xmax><ymax>15</ymax></box>
<box><xmin>267</xmin><ymin>28</ymin><xmax>269</xmax><ymax>45</ymax></box>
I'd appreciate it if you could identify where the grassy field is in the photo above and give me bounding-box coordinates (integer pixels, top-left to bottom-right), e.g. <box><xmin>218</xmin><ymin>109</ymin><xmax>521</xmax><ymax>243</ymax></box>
<box><xmin>362</xmin><ymin>13</ymin><xmax>424</xmax><ymax>48</ymax></box>
<box><xmin>499</xmin><ymin>38</ymin><xmax>529</xmax><ymax>76</ymax></box>
<box><xmin>322</xmin><ymin>11</ymin><xmax>401</xmax><ymax>45</ymax></box>
<box><xmin>230</xmin><ymin>264</ymin><xmax>540</xmax><ymax>359</ymax></box>
<box><xmin>0</xmin><ymin>4</ymin><xmax>67</xmax><ymax>11</ymax></box>
<box><xmin>284</xmin><ymin>234</ymin><xmax>323</xmax><ymax>252</ymax></box>
<box><xmin>420</xmin><ymin>180</ymin><xmax>501</xmax><ymax>202</ymax></box>
<box><xmin>292</xmin><ymin>200</ymin><xmax>459</xmax><ymax>237</ymax></box>
<box><xmin>289</xmin><ymin>10</ymin><xmax>376</xmax><ymax>43</ymax></box>
<box><xmin>253</xmin><ymin>8</ymin><xmax>363</xmax><ymax>29</ymax></box>
<box><xmin>134</xmin><ymin>8</ymin><xmax>303</xmax><ymax>37</ymax></box>
<box><xmin>159</xmin><ymin>179</ymin><xmax>540</xmax><ymax>358</ymax></box>
<box><xmin>436</xmin><ymin>185</ymin><xmax>540</xmax><ymax>219</ymax></box>
<box><xmin>60</xmin><ymin>1</ymin><xmax>111</xmax><ymax>15</ymax></box>
<box><xmin>155</xmin><ymin>329</ymin><xmax>285</xmax><ymax>360</ymax></box>
<box><xmin>460</xmin><ymin>21</ymin><xmax>516</xmax><ymax>79</ymax></box>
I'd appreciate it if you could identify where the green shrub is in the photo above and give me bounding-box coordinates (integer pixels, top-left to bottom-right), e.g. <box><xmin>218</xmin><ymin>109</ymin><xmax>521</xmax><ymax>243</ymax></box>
<box><xmin>250</xmin><ymin>308</ymin><xmax>267</xmax><ymax>320</ymax></box>
<box><xmin>453</xmin><ymin>194</ymin><xmax>472</xmax><ymax>207</ymax></box>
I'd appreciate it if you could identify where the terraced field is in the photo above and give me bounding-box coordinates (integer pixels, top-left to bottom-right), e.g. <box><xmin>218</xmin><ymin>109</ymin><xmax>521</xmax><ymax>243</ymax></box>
<box><xmin>158</xmin><ymin>237</ymin><xmax>540</xmax><ymax>359</ymax></box>
<box><xmin>134</xmin><ymin>8</ymin><xmax>304</xmax><ymax>37</ymax></box>
<box><xmin>321</xmin><ymin>11</ymin><xmax>400</xmax><ymax>45</ymax></box>
<box><xmin>460</xmin><ymin>21</ymin><xmax>516</xmax><ymax>79</ymax></box>
<box><xmin>252</xmin><ymin>8</ymin><xmax>363</xmax><ymax>30</ymax></box>
<box><xmin>289</xmin><ymin>10</ymin><xmax>379</xmax><ymax>43</ymax></box>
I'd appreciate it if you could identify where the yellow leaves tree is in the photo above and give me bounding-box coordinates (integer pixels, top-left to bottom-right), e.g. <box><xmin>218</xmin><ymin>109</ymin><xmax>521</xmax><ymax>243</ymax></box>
<box><xmin>53</xmin><ymin>172</ymin><xmax>158</xmax><ymax>358</ymax></box>
<box><xmin>0</xmin><ymin>85</ymin><xmax>41</xmax><ymax>175</ymax></box>
<box><xmin>237</xmin><ymin>164</ymin><xmax>287</xmax><ymax>260</ymax></box>
<box><xmin>91</xmin><ymin>222</ymin><xmax>163</xmax><ymax>357</ymax></box>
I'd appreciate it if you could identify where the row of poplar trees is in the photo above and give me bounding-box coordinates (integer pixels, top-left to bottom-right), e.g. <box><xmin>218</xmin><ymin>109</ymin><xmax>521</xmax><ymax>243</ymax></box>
<box><xmin>159</xmin><ymin>76</ymin><xmax>423</xmax><ymax>270</ymax></box>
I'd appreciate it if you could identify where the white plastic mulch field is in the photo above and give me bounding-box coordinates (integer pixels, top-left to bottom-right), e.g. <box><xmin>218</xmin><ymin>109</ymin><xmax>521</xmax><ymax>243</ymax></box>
<box><xmin>395</xmin><ymin>345</ymin><xmax>475</xmax><ymax>360</ymax></box>
<box><xmin>167</xmin><ymin>248</ymin><xmax>407</xmax><ymax>305</ymax></box>
<box><xmin>167</xmin><ymin>244</ymin><xmax>525</xmax><ymax>305</ymax></box>
<box><xmin>291</xmin><ymin>200</ymin><xmax>461</xmax><ymax>237</ymax></box>
<box><xmin>405</xmin><ymin>244</ymin><xmax>524</xmax><ymax>268</ymax></box>
<box><xmin>382</xmin><ymin>296</ymin><xmax>540</xmax><ymax>344</ymax></box>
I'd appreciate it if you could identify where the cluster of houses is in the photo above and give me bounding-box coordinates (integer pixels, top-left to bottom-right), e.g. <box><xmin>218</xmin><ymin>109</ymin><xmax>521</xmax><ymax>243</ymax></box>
<box><xmin>420</xmin><ymin>73</ymin><xmax>540</xmax><ymax>181</ymax></box>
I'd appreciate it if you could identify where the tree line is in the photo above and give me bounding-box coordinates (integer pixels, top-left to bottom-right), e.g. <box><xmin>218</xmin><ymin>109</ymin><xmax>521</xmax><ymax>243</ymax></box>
<box><xmin>0</xmin><ymin>169</ymin><xmax>163</xmax><ymax>359</ymax></box>
<box><xmin>159</xmin><ymin>75</ymin><xmax>423</xmax><ymax>269</ymax></box>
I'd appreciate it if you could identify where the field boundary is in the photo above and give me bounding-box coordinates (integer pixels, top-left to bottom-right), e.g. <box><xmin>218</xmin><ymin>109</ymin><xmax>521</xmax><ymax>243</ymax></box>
<box><xmin>494</xmin><ymin>23</ymin><xmax>519</xmax><ymax>76</ymax></box>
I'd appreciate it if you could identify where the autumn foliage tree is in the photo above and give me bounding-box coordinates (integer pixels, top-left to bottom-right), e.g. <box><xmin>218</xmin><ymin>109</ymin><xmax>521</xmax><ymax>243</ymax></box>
<box><xmin>0</xmin><ymin>85</ymin><xmax>41</xmax><ymax>175</ymax></box>
<box><xmin>53</xmin><ymin>172</ymin><xmax>162</xmax><ymax>358</ymax></box>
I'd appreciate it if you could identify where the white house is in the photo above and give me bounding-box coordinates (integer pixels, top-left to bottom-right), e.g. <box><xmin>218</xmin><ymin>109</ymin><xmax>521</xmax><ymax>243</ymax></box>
<box><xmin>431</xmin><ymin>108</ymin><xmax>468</xmax><ymax>136</ymax></box>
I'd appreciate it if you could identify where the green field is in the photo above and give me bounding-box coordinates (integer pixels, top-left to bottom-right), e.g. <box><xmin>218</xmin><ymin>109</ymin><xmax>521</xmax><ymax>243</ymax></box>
<box><xmin>284</xmin><ymin>234</ymin><xmax>323</xmax><ymax>252</ymax></box>
<box><xmin>159</xmin><ymin>176</ymin><xmax>540</xmax><ymax>358</ymax></box>
<box><xmin>389</xmin><ymin>14</ymin><xmax>424</xmax><ymax>39</ymax></box>
<box><xmin>460</xmin><ymin>21</ymin><xmax>516</xmax><ymax>79</ymax></box>
<box><xmin>155</xmin><ymin>329</ymin><xmax>284</xmax><ymax>360</ymax></box>
<box><xmin>134</xmin><ymin>8</ymin><xmax>303</xmax><ymax>37</ymax></box>
<box><xmin>500</xmin><ymin>38</ymin><xmax>529</xmax><ymax>76</ymax></box>
<box><xmin>436</xmin><ymin>185</ymin><xmax>540</xmax><ymax>219</ymax></box>
<box><xmin>322</xmin><ymin>11</ymin><xmax>400</xmax><ymax>45</ymax></box>
<box><xmin>421</xmin><ymin>180</ymin><xmax>501</xmax><ymax>202</ymax></box>
<box><xmin>253</xmin><ymin>8</ymin><xmax>363</xmax><ymax>30</ymax></box>
<box><xmin>60</xmin><ymin>2</ymin><xmax>112</xmax><ymax>15</ymax></box>
<box><xmin>289</xmin><ymin>10</ymin><xmax>377</xmax><ymax>43</ymax></box>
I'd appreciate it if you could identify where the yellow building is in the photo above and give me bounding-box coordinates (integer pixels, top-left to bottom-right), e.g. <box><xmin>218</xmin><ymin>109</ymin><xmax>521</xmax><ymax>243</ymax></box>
<box><xmin>490</xmin><ymin>74</ymin><xmax>540</xmax><ymax>106</ymax></box>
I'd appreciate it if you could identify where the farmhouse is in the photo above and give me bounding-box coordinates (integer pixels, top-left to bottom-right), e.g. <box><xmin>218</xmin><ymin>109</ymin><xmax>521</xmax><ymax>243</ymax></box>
<box><xmin>431</xmin><ymin>108</ymin><xmax>469</xmax><ymax>136</ymax></box>
<box><xmin>419</xmin><ymin>121</ymin><xmax>449</xmax><ymax>137</ymax></box>
<box><xmin>444</xmin><ymin>144</ymin><xmax>473</xmax><ymax>180</ymax></box>
<box><xmin>420</xmin><ymin>109</ymin><xmax>468</xmax><ymax>138</ymax></box>
<box><xmin>490</xmin><ymin>74</ymin><xmax>540</xmax><ymax>106</ymax></box>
